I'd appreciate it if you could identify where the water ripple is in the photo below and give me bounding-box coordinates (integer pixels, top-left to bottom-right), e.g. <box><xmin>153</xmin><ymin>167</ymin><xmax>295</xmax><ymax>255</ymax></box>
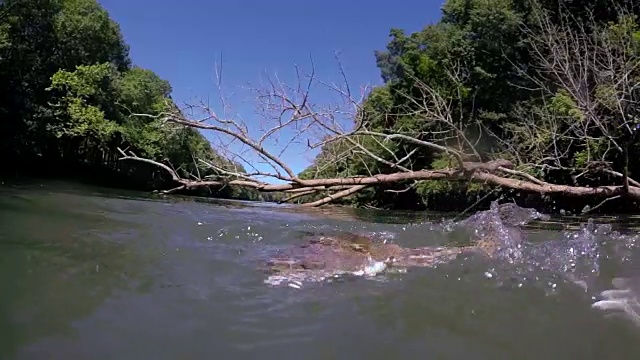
<box><xmin>4</xmin><ymin>182</ymin><xmax>640</xmax><ymax>359</ymax></box>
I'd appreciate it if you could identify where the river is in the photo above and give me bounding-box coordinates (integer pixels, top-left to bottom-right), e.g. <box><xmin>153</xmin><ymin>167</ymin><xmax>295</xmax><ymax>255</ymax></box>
<box><xmin>2</xmin><ymin>179</ymin><xmax>640</xmax><ymax>359</ymax></box>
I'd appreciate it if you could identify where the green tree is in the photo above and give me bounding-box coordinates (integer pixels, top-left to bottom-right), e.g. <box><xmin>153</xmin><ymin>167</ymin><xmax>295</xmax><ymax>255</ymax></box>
<box><xmin>299</xmin><ymin>0</ymin><xmax>640</xmax><ymax>211</ymax></box>
<box><xmin>0</xmin><ymin>0</ymin><xmax>262</xmax><ymax>202</ymax></box>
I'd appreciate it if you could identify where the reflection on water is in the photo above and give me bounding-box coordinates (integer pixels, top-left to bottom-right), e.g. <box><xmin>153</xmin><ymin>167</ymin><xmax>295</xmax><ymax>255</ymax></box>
<box><xmin>2</xmin><ymin>179</ymin><xmax>640</xmax><ymax>359</ymax></box>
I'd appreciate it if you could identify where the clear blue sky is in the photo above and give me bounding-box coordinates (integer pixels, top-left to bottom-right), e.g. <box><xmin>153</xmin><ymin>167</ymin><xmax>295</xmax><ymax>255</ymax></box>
<box><xmin>98</xmin><ymin>0</ymin><xmax>444</xmax><ymax>180</ymax></box>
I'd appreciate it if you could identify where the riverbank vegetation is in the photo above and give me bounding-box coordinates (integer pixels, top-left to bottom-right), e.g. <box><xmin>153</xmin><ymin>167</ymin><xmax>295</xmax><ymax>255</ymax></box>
<box><xmin>0</xmin><ymin>0</ymin><xmax>271</xmax><ymax>201</ymax></box>
<box><xmin>2</xmin><ymin>0</ymin><xmax>640</xmax><ymax>213</ymax></box>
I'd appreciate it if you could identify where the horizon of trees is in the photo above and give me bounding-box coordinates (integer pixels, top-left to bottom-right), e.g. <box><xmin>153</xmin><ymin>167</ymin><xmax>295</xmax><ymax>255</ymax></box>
<box><xmin>2</xmin><ymin>0</ymin><xmax>640</xmax><ymax>214</ymax></box>
<box><xmin>0</xmin><ymin>0</ymin><xmax>279</xmax><ymax>202</ymax></box>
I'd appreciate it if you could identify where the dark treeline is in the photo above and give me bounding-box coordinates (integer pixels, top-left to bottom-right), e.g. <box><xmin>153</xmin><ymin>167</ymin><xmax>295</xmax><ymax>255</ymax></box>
<box><xmin>0</xmin><ymin>0</ymin><xmax>283</xmax><ymax>202</ymax></box>
<box><xmin>298</xmin><ymin>0</ymin><xmax>640</xmax><ymax>214</ymax></box>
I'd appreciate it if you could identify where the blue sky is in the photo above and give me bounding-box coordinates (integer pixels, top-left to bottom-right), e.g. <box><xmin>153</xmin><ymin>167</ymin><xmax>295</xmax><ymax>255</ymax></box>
<box><xmin>98</xmin><ymin>0</ymin><xmax>444</xmax><ymax>181</ymax></box>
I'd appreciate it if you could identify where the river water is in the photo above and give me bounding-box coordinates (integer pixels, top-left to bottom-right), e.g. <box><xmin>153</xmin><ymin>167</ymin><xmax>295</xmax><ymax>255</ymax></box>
<box><xmin>2</xmin><ymin>179</ymin><xmax>640</xmax><ymax>359</ymax></box>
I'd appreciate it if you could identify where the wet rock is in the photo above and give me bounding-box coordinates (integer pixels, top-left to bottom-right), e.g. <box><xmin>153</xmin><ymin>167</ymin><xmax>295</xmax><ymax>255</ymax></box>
<box><xmin>261</xmin><ymin>202</ymin><xmax>556</xmax><ymax>288</ymax></box>
<box><xmin>592</xmin><ymin>277</ymin><xmax>640</xmax><ymax>327</ymax></box>
<box><xmin>261</xmin><ymin>201</ymin><xmax>640</xmax><ymax>332</ymax></box>
<box><xmin>262</xmin><ymin>224</ymin><xmax>506</xmax><ymax>287</ymax></box>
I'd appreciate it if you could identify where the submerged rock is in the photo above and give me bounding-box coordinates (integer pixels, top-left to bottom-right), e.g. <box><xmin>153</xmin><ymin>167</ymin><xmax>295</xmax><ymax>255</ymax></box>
<box><xmin>591</xmin><ymin>276</ymin><xmax>640</xmax><ymax>328</ymax></box>
<box><xmin>263</xmin><ymin>232</ymin><xmax>465</xmax><ymax>283</ymax></box>
<box><xmin>261</xmin><ymin>202</ymin><xmax>541</xmax><ymax>287</ymax></box>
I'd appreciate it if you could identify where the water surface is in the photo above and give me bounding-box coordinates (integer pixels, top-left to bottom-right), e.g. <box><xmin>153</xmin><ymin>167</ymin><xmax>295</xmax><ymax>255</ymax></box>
<box><xmin>2</xmin><ymin>179</ymin><xmax>640</xmax><ymax>359</ymax></box>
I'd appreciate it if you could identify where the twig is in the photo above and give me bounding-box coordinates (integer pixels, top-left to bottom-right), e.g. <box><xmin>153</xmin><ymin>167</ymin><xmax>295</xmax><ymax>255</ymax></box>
<box><xmin>301</xmin><ymin>185</ymin><xmax>368</xmax><ymax>207</ymax></box>
<box><xmin>582</xmin><ymin>195</ymin><xmax>622</xmax><ymax>214</ymax></box>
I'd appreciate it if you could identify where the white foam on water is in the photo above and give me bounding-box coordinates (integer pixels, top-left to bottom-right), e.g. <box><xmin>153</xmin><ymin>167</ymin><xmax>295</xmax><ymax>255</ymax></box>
<box><xmin>264</xmin><ymin>258</ymin><xmax>392</xmax><ymax>289</ymax></box>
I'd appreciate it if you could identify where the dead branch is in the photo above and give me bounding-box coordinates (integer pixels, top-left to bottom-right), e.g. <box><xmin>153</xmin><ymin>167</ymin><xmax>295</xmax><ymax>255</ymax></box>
<box><xmin>301</xmin><ymin>185</ymin><xmax>368</xmax><ymax>207</ymax></box>
<box><xmin>118</xmin><ymin>21</ymin><xmax>640</xmax><ymax>210</ymax></box>
<box><xmin>582</xmin><ymin>194</ymin><xmax>623</xmax><ymax>214</ymax></box>
<box><xmin>119</xmin><ymin>147</ymin><xmax>640</xmax><ymax>201</ymax></box>
<box><xmin>514</xmin><ymin>3</ymin><xmax>640</xmax><ymax>169</ymax></box>
<box><xmin>280</xmin><ymin>190</ymin><xmax>317</xmax><ymax>203</ymax></box>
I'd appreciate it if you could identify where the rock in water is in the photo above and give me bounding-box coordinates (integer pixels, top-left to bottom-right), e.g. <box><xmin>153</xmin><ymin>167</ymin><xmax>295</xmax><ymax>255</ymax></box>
<box><xmin>592</xmin><ymin>277</ymin><xmax>640</xmax><ymax>327</ymax></box>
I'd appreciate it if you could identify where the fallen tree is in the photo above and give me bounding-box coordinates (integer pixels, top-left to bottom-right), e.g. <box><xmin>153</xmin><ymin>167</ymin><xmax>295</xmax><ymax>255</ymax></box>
<box><xmin>118</xmin><ymin>2</ymin><xmax>640</xmax><ymax>212</ymax></box>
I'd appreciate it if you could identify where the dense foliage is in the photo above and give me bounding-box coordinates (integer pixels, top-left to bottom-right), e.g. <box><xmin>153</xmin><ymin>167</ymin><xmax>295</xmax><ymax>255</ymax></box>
<box><xmin>0</xmin><ymin>0</ymin><xmax>264</xmax><ymax>201</ymax></box>
<box><xmin>300</xmin><ymin>0</ymin><xmax>640</xmax><ymax>212</ymax></box>
<box><xmin>2</xmin><ymin>0</ymin><xmax>639</xmax><ymax>211</ymax></box>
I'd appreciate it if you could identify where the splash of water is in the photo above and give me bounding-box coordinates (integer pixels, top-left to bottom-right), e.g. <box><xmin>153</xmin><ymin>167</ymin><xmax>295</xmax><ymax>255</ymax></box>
<box><xmin>264</xmin><ymin>256</ymin><xmax>391</xmax><ymax>289</ymax></box>
<box><xmin>456</xmin><ymin>201</ymin><xmax>535</xmax><ymax>264</ymax></box>
<box><xmin>448</xmin><ymin>202</ymin><xmax>610</xmax><ymax>296</ymax></box>
<box><xmin>263</xmin><ymin>200</ymin><xmax>640</xmax><ymax>330</ymax></box>
<box><xmin>525</xmin><ymin>220</ymin><xmax>604</xmax><ymax>286</ymax></box>
<box><xmin>456</xmin><ymin>202</ymin><xmax>640</xmax><ymax>329</ymax></box>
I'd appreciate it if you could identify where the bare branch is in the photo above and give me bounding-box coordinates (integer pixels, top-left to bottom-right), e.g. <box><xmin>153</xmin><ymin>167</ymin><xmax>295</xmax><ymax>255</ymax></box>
<box><xmin>118</xmin><ymin>39</ymin><xmax>640</xmax><ymax>211</ymax></box>
<box><xmin>356</xmin><ymin>130</ymin><xmax>465</xmax><ymax>166</ymax></box>
<box><xmin>582</xmin><ymin>195</ymin><xmax>623</xmax><ymax>214</ymax></box>
<box><xmin>301</xmin><ymin>185</ymin><xmax>368</xmax><ymax>207</ymax></box>
<box><xmin>280</xmin><ymin>189</ymin><xmax>317</xmax><ymax>203</ymax></box>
